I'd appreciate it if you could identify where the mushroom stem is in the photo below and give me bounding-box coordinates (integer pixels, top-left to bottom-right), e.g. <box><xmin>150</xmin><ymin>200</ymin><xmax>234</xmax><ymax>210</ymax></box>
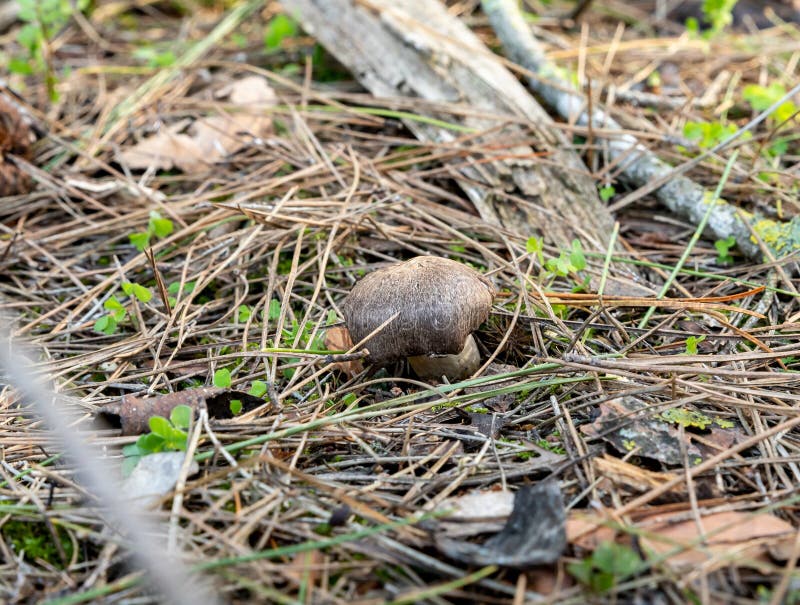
<box><xmin>408</xmin><ymin>334</ymin><xmax>480</xmax><ymax>382</ymax></box>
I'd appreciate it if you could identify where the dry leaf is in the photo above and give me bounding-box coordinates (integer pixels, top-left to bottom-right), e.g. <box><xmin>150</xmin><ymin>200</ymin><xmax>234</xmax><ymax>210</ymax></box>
<box><xmin>116</xmin><ymin>121</ymin><xmax>197</xmax><ymax>172</ymax></box>
<box><xmin>434</xmin><ymin>490</ymin><xmax>514</xmax><ymax>538</ymax></box>
<box><xmin>582</xmin><ymin>396</ymin><xmax>702</xmax><ymax>465</ymax></box>
<box><xmin>324</xmin><ymin>326</ymin><xmax>364</xmax><ymax>376</ymax></box>
<box><xmin>463</xmin><ymin>362</ymin><xmax>519</xmax><ymax>411</ymax></box>
<box><xmin>454</xmin><ymin>408</ymin><xmax>506</xmax><ymax>440</ymax></box>
<box><xmin>566</xmin><ymin>512</ymin><xmax>619</xmax><ymax>551</ymax></box>
<box><xmin>118</xmin><ymin>76</ymin><xmax>275</xmax><ymax>173</ymax></box>
<box><xmin>638</xmin><ymin>510</ymin><xmax>794</xmax><ymax>571</ymax></box>
<box><xmin>567</xmin><ymin>508</ymin><xmax>795</xmax><ymax>572</ymax></box>
<box><xmin>98</xmin><ymin>386</ymin><xmax>266</xmax><ymax>435</ymax></box>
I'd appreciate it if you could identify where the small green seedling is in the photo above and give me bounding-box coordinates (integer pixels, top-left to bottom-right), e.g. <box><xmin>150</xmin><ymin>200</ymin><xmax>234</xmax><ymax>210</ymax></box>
<box><xmin>526</xmin><ymin>236</ymin><xmax>545</xmax><ymax>266</ymax></box>
<box><xmin>233</xmin><ymin>380</ymin><xmax>270</xmax><ymax>415</ymax></box>
<box><xmin>598</xmin><ymin>184</ymin><xmax>616</xmax><ymax>202</ymax></box>
<box><xmin>167</xmin><ymin>280</ymin><xmax>196</xmax><ymax>307</ymax></box>
<box><xmin>742</xmin><ymin>82</ymin><xmax>798</xmax><ymax>156</ymax></box>
<box><xmin>129</xmin><ymin>210</ymin><xmax>174</xmax><ymax>252</ymax></box>
<box><xmin>692</xmin><ymin>0</ymin><xmax>738</xmax><ymax>38</ymax></box>
<box><xmin>249</xmin><ymin>380</ymin><xmax>267</xmax><ymax>398</ymax></box>
<box><xmin>94</xmin><ymin>296</ymin><xmax>127</xmax><ymax>335</ymax></box>
<box><xmin>567</xmin><ymin>540</ymin><xmax>643</xmax><ymax>593</ymax></box>
<box><xmin>714</xmin><ymin>235</ymin><xmax>736</xmax><ymax>265</ymax></box>
<box><xmin>121</xmin><ymin>281</ymin><xmax>152</xmax><ymax>303</ymax></box>
<box><xmin>214</xmin><ymin>368</ymin><xmax>265</xmax><ymax>416</ymax></box>
<box><xmin>132</xmin><ymin>46</ymin><xmax>177</xmax><ymax>68</ymax></box>
<box><xmin>743</xmin><ymin>83</ymin><xmax>799</xmax><ymax>125</ymax></box>
<box><xmin>121</xmin><ymin>404</ymin><xmax>192</xmax><ymax>476</ymax></box>
<box><xmin>11</xmin><ymin>0</ymin><xmax>91</xmax><ymax>100</ymax></box>
<box><xmin>93</xmin><ymin>282</ymin><xmax>154</xmax><ymax>335</ymax></box>
<box><xmin>264</xmin><ymin>14</ymin><xmax>298</xmax><ymax>50</ymax></box>
<box><xmin>213</xmin><ymin>368</ymin><xmax>232</xmax><ymax>388</ymax></box>
<box><xmin>237</xmin><ymin>305</ymin><xmax>252</xmax><ymax>323</ymax></box>
<box><xmin>265</xmin><ymin>298</ymin><xmax>282</xmax><ymax>321</ymax></box>
<box><xmin>213</xmin><ymin>368</ymin><xmax>239</xmax><ymax>414</ymax></box>
<box><xmin>546</xmin><ymin>239</ymin><xmax>586</xmax><ymax>277</ymax></box>
<box><xmin>528</xmin><ymin>237</ymin><xmax>587</xmax><ymax>284</ymax></box>
<box><xmin>280</xmin><ymin>310</ymin><xmax>337</xmax><ymax>379</ymax></box>
<box><xmin>683</xmin><ymin>334</ymin><xmax>706</xmax><ymax>355</ymax></box>
<box><xmin>683</xmin><ymin>120</ymin><xmax>740</xmax><ymax>150</ymax></box>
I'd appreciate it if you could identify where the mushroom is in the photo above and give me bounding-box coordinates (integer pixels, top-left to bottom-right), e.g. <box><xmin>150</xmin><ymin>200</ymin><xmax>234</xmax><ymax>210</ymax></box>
<box><xmin>341</xmin><ymin>256</ymin><xmax>495</xmax><ymax>381</ymax></box>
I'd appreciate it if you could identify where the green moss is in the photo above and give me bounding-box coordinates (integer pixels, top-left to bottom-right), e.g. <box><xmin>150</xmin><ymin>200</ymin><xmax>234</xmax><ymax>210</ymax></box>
<box><xmin>2</xmin><ymin>520</ymin><xmax>74</xmax><ymax>568</ymax></box>
<box><xmin>536</xmin><ymin>438</ymin><xmax>566</xmax><ymax>455</ymax></box>
<box><xmin>660</xmin><ymin>408</ymin><xmax>714</xmax><ymax>429</ymax></box>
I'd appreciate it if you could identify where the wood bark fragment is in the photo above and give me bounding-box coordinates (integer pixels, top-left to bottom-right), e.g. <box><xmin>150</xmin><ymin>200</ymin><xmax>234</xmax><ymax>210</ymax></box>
<box><xmin>482</xmin><ymin>0</ymin><xmax>800</xmax><ymax>263</ymax></box>
<box><xmin>281</xmin><ymin>0</ymin><xmax>642</xmax><ymax>286</ymax></box>
<box><xmin>99</xmin><ymin>387</ymin><xmax>266</xmax><ymax>435</ymax></box>
<box><xmin>0</xmin><ymin>93</ymin><xmax>34</xmax><ymax>197</ymax></box>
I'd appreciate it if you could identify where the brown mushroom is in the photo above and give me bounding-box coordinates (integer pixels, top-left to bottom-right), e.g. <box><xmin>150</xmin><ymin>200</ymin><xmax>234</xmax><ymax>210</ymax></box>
<box><xmin>341</xmin><ymin>256</ymin><xmax>495</xmax><ymax>381</ymax></box>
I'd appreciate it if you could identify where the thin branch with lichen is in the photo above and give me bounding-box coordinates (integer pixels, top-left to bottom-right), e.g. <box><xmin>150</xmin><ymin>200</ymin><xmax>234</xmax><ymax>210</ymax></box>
<box><xmin>481</xmin><ymin>0</ymin><xmax>800</xmax><ymax>262</ymax></box>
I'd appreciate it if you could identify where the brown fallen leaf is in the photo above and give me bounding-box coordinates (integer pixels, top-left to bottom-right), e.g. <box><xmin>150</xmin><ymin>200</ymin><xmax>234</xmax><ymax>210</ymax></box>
<box><xmin>98</xmin><ymin>386</ymin><xmax>266</xmax><ymax>435</ymax></box>
<box><xmin>638</xmin><ymin>510</ymin><xmax>794</xmax><ymax>571</ymax></box>
<box><xmin>0</xmin><ymin>94</ymin><xmax>34</xmax><ymax>196</ymax></box>
<box><xmin>567</xmin><ymin>508</ymin><xmax>795</xmax><ymax>573</ymax></box>
<box><xmin>118</xmin><ymin>76</ymin><xmax>275</xmax><ymax>173</ymax></box>
<box><xmin>566</xmin><ymin>512</ymin><xmax>619</xmax><ymax>551</ymax></box>
<box><xmin>453</xmin><ymin>408</ymin><xmax>506</xmax><ymax>440</ymax></box>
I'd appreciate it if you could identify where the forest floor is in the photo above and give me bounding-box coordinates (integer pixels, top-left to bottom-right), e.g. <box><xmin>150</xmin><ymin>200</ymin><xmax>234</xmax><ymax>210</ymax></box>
<box><xmin>1</xmin><ymin>1</ymin><xmax>800</xmax><ymax>603</ymax></box>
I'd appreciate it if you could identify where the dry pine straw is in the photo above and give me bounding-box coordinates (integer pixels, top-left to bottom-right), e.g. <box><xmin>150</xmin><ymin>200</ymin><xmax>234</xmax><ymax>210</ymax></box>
<box><xmin>1</xmin><ymin>2</ymin><xmax>800</xmax><ymax>603</ymax></box>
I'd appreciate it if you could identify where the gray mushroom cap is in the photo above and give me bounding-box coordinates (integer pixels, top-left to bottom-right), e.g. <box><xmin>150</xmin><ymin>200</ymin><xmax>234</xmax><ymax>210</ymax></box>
<box><xmin>341</xmin><ymin>256</ymin><xmax>495</xmax><ymax>365</ymax></box>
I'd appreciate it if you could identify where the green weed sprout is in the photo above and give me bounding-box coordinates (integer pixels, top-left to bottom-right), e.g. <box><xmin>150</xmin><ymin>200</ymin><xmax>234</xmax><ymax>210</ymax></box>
<box><xmin>121</xmin><ymin>404</ymin><xmax>192</xmax><ymax>476</ymax></box>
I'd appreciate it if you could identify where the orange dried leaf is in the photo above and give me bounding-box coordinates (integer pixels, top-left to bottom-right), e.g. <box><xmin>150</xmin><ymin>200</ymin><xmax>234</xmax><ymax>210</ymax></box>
<box><xmin>638</xmin><ymin>510</ymin><xmax>794</xmax><ymax>570</ymax></box>
<box><xmin>324</xmin><ymin>326</ymin><xmax>364</xmax><ymax>376</ymax></box>
<box><xmin>567</xmin><ymin>508</ymin><xmax>795</xmax><ymax>572</ymax></box>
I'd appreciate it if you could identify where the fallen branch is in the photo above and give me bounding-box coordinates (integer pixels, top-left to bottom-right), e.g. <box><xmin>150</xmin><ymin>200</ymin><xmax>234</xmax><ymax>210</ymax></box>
<box><xmin>281</xmin><ymin>0</ymin><xmax>640</xmax><ymax>284</ymax></box>
<box><xmin>482</xmin><ymin>0</ymin><xmax>800</xmax><ymax>263</ymax></box>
